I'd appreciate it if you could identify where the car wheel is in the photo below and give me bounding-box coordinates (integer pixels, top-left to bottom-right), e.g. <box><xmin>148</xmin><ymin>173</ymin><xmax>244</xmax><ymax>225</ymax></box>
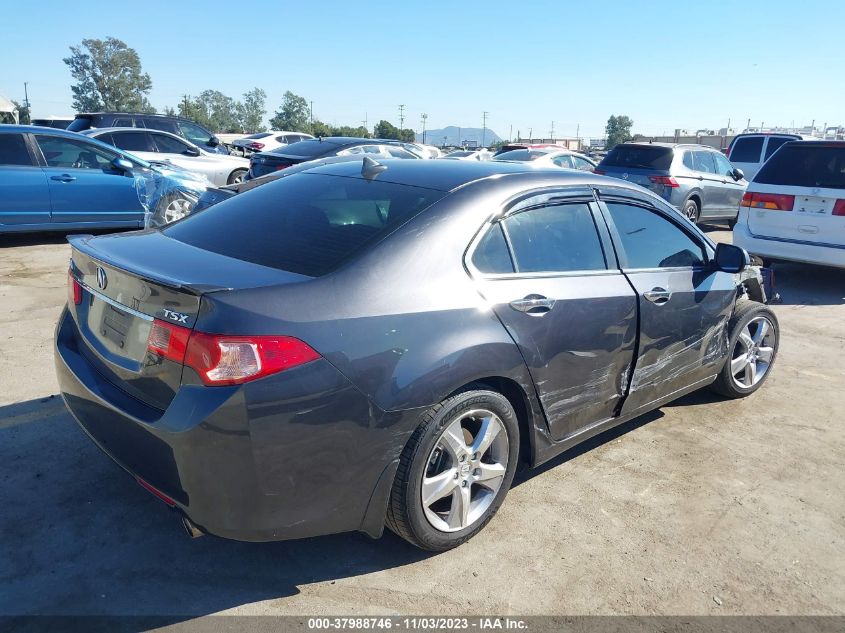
<box><xmin>682</xmin><ymin>198</ymin><xmax>700</xmax><ymax>224</ymax></box>
<box><xmin>711</xmin><ymin>300</ymin><xmax>779</xmax><ymax>398</ymax></box>
<box><xmin>386</xmin><ymin>386</ymin><xmax>520</xmax><ymax>551</ymax></box>
<box><xmin>151</xmin><ymin>193</ymin><xmax>193</xmax><ymax>227</ymax></box>
<box><xmin>227</xmin><ymin>169</ymin><xmax>248</xmax><ymax>185</ymax></box>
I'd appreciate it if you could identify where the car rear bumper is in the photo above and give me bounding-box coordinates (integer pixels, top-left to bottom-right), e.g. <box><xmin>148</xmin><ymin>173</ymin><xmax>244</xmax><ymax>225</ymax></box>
<box><xmin>734</xmin><ymin>221</ymin><xmax>845</xmax><ymax>268</ymax></box>
<box><xmin>54</xmin><ymin>309</ymin><xmax>419</xmax><ymax>542</ymax></box>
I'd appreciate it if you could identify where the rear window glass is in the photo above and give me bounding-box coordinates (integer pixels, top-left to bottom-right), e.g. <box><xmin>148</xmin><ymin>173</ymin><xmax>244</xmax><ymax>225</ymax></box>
<box><xmin>495</xmin><ymin>149</ymin><xmax>547</xmax><ymax>161</ymax></box>
<box><xmin>273</xmin><ymin>139</ymin><xmax>340</xmax><ymax>158</ymax></box>
<box><xmin>755</xmin><ymin>144</ymin><xmax>845</xmax><ymax>189</ymax></box>
<box><xmin>164</xmin><ymin>173</ymin><xmax>446</xmax><ymax>276</ymax></box>
<box><xmin>600</xmin><ymin>145</ymin><xmax>673</xmax><ymax>170</ymax></box>
<box><xmin>729</xmin><ymin>137</ymin><xmax>764</xmax><ymax>163</ymax></box>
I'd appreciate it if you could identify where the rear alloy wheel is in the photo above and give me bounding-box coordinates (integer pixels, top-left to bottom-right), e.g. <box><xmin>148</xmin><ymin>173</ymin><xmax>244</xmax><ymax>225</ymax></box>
<box><xmin>683</xmin><ymin>198</ymin><xmax>700</xmax><ymax>224</ymax></box>
<box><xmin>227</xmin><ymin>169</ymin><xmax>248</xmax><ymax>185</ymax></box>
<box><xmin>386</xmin><ymin>387</ymin><xmax>519</xmax><ymax>551</ymax></box>
<box><xmin>150</xmin><ymin>193</ymin><xmax>194</xmax><ymax>227</ymax></box>
<box><xmin>711</xmin><ymin>300</ymin><xmax>779</xmax><ymax>398</ymax></box>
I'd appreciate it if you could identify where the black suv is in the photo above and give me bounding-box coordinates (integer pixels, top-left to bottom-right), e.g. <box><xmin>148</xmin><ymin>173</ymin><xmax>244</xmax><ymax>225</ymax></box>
<box><xmin>67</xmin><ymin>113</ymin><xmax>228</xmax><ymax>155</ymax></box>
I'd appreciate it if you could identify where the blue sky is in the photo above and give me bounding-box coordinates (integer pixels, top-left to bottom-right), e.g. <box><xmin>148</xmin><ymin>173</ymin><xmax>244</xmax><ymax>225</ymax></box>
<box><xmin>1</xmin><ymin>0</ymin><xmax>842</xmax><ymax>139</ymax></box>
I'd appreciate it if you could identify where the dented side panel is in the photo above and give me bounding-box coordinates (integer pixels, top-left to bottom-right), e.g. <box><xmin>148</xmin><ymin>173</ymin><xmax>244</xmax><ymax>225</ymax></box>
<box><xmin>620</xmin><ymin>268</ymin><xmax>736</xmax><ymax>414</ymax></box>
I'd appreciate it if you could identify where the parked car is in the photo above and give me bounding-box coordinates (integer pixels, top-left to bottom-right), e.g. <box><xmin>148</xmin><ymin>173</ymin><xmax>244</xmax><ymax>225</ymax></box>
<box><xmin>67</xmin><ymin>112</ymin><xmax>229</xmax><ymax>155</ymax></box>
<box><xmin>492</xmin><ymin>143</ymin><xmax>561</xmax><ymax>157</ymax></box>
<box><xmin>398</xmin><ymin>142</ymin><xmax>442</xmax><ymax>159</ymax></box>
<box><xmin>82</xmin><ymin>128</ymin><xmax>250</xmax><ymax>186</ymax></box>
<box><xmin>726</xmin><ymin>133</ymin><xmax>805</xmax><ymax>181</ymax></box>
<box><xmin>441</xmin><ymin>149</ymin><xmax>493</xmax><ymax>161</ymax></box>
<box><xmin>493</xmin><ymin>147</ymin><xmax>597</xmax><ymax>171</ymax></box>
<box><xmin>247</xmin><ymin>137</ymin><xmax>419</xmax><ymax>179</ymax></box>
<box><xmin>30</xmin><ymin>117</ymin><xmax>74</xmax><ymax>129</ymax></box>
<box><xmin>595</xmin><ymin>143</ymin><xmax>747</xmax><ymax>224</ymax></box>
<box><xmin>733</xmin><ymin>140</ymin><xmax>845</xmax><ymax>268</ymax></box>
<box><xmin>56</xmin><ymin>160</ymin><xmax>776</xmax><ymax>551</ymax></box>
<box><xmin>232</xmin><ymin>131</ymin><xmax>314</xmax><ymax>155</ymax></box>
<box><xmin>0</xmin><ymin>125</ymin><xmax>208</xmax><ymax>233</ymax></box>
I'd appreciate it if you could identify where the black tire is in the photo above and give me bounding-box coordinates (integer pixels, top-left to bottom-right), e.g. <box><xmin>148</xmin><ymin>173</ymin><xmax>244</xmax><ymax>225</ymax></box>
<box><xmin>682</xmin><ymin>198</ymin><xmax>700</xmax><ymax>224</ymax></box>
<box><xmin>710</xmin><ymin>300</ymin><xmax>779</xmax><ymax>398</ymax></box>
<box><xmin>227</xmin><ymin>169</ymin><xmax>248</xmax><ymax>185</ymax></box>
<box><xmin>385</xmin><ymin>386</ymin><xmax>520</xmax><ymax>551</ymax></box>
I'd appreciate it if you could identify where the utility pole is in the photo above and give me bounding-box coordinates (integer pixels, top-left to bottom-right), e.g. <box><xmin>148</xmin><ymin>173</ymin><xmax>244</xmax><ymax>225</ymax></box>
<box><xmin>310</xmin><ymin>101</ymin><xmax>314</xmax><ymax>135</ymax></box>
<box><xmin>482</xmin><ymin>111</ymin><xmax>489</xmax><ymax>147</ymax></box>
<box><xmin>421</xmin><ymin>113</ymin><xmax>428</xmax><ymax>144</ymax></box>
<box><xmin>529</xmin><ymin>127</ymin><xmax>533</xmax><ymax>141</ymax></box>
<box><xmin>362</xmin><ymin>113</ymin><xmax>368</xmax><ymax>134</ymax></box>
<box><xmin>550</xmin><ymin>121</ymin><xmax>555</xmax><ymax>140</ymax></box>
<box><xmin>23</xmin><ymin>82</ymin><xmax>30</xmax><ymax>109</ymax></box>
<box><xmin>576</xmin><ymin>123</ymin><xmax>580</xmax><ymax>150</ymax></box>
<box><xmin>398</xmin><ymin>104</ymin><xmax>405</xmax><ymax>131</ymax></box>
<box><xmin>509</xmin><ymin>124</ymin><xmax>512</xmax><ymax>142</ymax></box>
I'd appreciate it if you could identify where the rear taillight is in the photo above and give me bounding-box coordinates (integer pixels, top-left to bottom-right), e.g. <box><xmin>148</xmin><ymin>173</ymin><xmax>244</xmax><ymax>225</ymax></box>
<box><xmin>68</xmin><ymin>271</ymin><xmax>82</xmax><ymax>306</ymax></box>
<box><xmin>135</xmin><ymin>476</ymin><xmax>176</xmax><ymax>506</ymax></box>
<box><xmin>146</xmin><ymin>321</ymin><xmax>320</xmax><ymax>386</ymax></box>
<box><xmin>833</xmin><ymin>200</ymin><xmax>845</xmax><ymax>216</ymax></box>
<box><xmin>593</xmin><ymin>168</ymin><xmax>606</xmax><ymax>175</ymax></box>
<box><xmin>741</xmin><ymin>192</ymin><xmax>795</xmax><ymax>211</ymax></box>
<box><xmin>648</xmin><ymin>175</ymin><xmax>679</xmax><ymax>188</ymax></box>
<box><xmin>246</xmin><ymin>142</ymin><xmax>264</xmax><ymax>150</ymax></box>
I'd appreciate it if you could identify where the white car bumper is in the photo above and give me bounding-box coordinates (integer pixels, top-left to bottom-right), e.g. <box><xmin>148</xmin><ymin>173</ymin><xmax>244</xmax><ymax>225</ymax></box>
<box><xmin>734</xmin><ymin>221</ymin><xmax>845</xmax><ymax>269</ymax></box>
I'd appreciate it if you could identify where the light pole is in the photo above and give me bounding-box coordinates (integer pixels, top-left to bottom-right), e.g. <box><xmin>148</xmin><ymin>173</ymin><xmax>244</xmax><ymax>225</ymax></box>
<box><xmin>421</xmin><ymin>113</ymin><xmax>428</xmax><ymax>144</ymax></box>
<box><xmin>398</xmin><ymin>104</ymin><xmax>406</xmax><ymax>131</ymax></box>
<box><xmin>482</xmin><ymin>111</ymin><xmax>489</xmax><ymax>147</ymax></box>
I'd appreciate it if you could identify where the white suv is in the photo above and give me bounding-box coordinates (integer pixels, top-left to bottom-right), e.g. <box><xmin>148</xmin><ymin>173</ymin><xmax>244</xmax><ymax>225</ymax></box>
<box><xmin>733</xmin><ymin>141</ymin><xmax>845</xmax><ymax>268</ymax></box>
<box><xmin>727</xmin><ymin>133</ymin><xmax>803</xmax><ymax>180</ymax></box>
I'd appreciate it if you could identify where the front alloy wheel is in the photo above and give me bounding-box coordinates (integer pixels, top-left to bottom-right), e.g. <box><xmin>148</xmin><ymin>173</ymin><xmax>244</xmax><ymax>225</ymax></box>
<box><xmin>386</xmin><ymin>387</ymin><xmax>519</xmax><ymax>551</ymax></box>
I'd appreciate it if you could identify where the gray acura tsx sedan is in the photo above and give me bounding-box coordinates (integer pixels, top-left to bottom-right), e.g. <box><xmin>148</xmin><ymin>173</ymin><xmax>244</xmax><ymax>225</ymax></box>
<box><xmin>55</xmin><ymin>158</ymin><xmax>778</xmax><ymax>551</ymax></box>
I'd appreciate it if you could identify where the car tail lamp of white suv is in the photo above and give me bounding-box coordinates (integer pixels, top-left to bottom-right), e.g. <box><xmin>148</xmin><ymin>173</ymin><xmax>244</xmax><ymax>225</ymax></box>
<box><xmin>733</xmin><ymin>141</ymin><xmax>845</xmax><ymax>268</ymax></box>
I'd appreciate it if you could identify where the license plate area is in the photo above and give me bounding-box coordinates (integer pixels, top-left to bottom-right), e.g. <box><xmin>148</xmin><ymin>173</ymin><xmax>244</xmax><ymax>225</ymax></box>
<box><xmin>100</xmin><ymin>304</ymin><xmax>133</xmax><ymax>349</ymax></box>
<box><xmin>796</xmin><ymin>196</ymin><xmax>831</xmax><ymax>215</ymax></box>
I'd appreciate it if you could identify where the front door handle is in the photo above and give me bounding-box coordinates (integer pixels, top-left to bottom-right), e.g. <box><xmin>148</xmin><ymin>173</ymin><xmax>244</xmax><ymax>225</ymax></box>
<box><xmin>643</xmin><ymin>287</ymin><xmax>672</xmax><ymax>305</ymax></box>
<box><xmin>50</xmin><ymin>174</ymin><xmax>76</xmax><ymax>183</ymax></box>
<box><xmin>510</xmin><ymin>294</ymin><xmax>556</xmax><ymax>316</ymax></box>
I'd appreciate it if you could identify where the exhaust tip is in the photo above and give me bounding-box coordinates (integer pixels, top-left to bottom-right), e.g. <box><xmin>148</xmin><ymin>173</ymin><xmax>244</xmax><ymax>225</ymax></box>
<box><xmin>181</xmin><ymin>515</ymin><xmax>205</xmax><ymax>539</ymax></box>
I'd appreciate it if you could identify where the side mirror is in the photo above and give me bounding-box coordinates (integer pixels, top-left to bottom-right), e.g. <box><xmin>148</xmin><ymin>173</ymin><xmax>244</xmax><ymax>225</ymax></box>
<box><xmin>111</xmin><ymin>157</ymin><xmax>134</xmax><ymax>173</ymax></box>
<box><xmin>714</xmin><ymin>242</ymin><xmax>750</xmax><ymax>273</ymax></box>
<box><xmin>208</xmin><ymin>136</ymin><xmax>220</xmax><ymax>147</ymax></box>
<box><xmin>184</xmin><ymin>146</ymin><xmax>201</xmax><ymax>157</ymax></box>
<box><xmin>732</xmin><ymin>168</ymin><xmax>745</xmax><ymax>181</ymax></box>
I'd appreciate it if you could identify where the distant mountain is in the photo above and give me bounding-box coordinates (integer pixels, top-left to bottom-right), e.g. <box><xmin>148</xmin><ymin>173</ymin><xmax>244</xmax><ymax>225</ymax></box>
<box><xmin>417</xmin><ymin>125</ymin><xmax>503</xmax><ymax>147</ymax></box>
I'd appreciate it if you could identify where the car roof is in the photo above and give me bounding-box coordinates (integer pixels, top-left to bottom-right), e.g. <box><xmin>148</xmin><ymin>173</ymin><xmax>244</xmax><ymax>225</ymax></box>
<box><xmin>302</xmin><ymin>157</ymin><xmax>639</xmax><ymax>193</ymax></box>
<box><xmin>618</xmin><ymin>142</ymin><xmax>721</xmax><ymax>151</ymax></box>
<box><xmin>74</xmin><ymin>112</ymin><xmax>197</xmax><ymax>122</ymax></box>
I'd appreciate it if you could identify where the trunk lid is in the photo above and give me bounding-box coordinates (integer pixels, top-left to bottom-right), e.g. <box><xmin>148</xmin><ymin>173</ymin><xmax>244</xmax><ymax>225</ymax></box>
<box><xmin>67</xmin><ymin>231</ymin><xmax>308</xmax><ymax>410</ymax></box>
<box><xmin>746</xmin><ymin>183</ymin><xmax>845</xmax><ymax>247</ymax></box>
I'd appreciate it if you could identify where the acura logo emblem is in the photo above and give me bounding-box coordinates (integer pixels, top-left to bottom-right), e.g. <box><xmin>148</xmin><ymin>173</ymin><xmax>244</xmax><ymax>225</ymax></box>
<box><xmin>622</xmin><ymin>173</ymin><xmax>629</xmax><ymax>179</ymax></box>
<box><xmin>96</xmin><ymin>266</ymin><xmax>108</xmax><ymax>290</ymax></box>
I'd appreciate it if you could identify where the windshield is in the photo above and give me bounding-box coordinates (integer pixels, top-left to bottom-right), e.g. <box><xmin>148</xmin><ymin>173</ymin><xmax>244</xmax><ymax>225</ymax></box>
<box><xmin>163</xmin><ymin>173</ymin><xmax>446</xmax><ymax>276</ymax></box>
<box><xmin>600</xmin><ymin>145</ymin><xmax>673</xmax><ymax>170</ymax></box>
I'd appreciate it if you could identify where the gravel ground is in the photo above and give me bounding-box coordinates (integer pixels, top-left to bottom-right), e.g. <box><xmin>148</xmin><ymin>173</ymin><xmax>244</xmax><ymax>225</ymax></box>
<box><xmin>0</xmin><ymin>227</ymin><xmax>842</xmax><ymax>618</ymax></box>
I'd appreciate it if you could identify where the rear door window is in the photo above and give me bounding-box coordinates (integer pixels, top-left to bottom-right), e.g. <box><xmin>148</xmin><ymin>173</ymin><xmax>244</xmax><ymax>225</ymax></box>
<box><xmin>143</xmin><ymin>118</ymin><xmax>180</xmax><ymax>133</ymax></box>
<box><xmin>163</xmin><ymin>174</ymin><xmax>446</xmax><ymax>276</ymax></box>
<box><xmin>754</xmin><ymin>144</ymin><xmax>845</xmax><ymax>188</ymax></box>
<box><xmin>151</xmin><ymin>133</ymin><xmax>192</xmax><ymax>154</ymax></box>
<box><xmin>693</xmin><ymin>151</ymin><xmax>717</xmax><ymax>174</ymax></box>
<box><xmin>552</xmin><ymin>155</ymin><xmax>574</xmax><ymax>168</ymax></box>
<box><xmin>110</xmin><ymin>131</ymin><xmax>155</xmax><ymax>153</ymax></box>
<box><xmin>606</xmin><ymin>203</ymin><xmax>706</xmax><ymax>269</ymax></box>
<box><xmin>730</xmin><ymin>137</ymin><xmax>764</xmax><ymax>163</ymax></box>
<box><xmin>0</xmin><ymin>134</ymin><xmax>34</xmax><ymax>166</ymax></box>
<box><xmin>600</xmin><ymin>145</ymin><xmax>673</xmax><ymax>170</ymax></box>
<box><xmin>112</xmin><ymin>118</ymin><xmax>134</xmax><ymax>127</ymax></box>
<box><xmin>471</xmin><ymin>224</ymin><xmax>514</xmax><ymax>274</ymax></box>
<box><xmin>502</xmin><ymin>203</ymin><xmax>607</xmax><ymax>273</ymax></box>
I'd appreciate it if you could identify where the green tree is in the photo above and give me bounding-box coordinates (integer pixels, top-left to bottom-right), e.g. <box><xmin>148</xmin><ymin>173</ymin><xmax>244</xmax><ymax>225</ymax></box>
<box><xmin>269</xmin><ymin>91</ymin><xmax>310</xmax><ymax>132</ymax></box>
<box><xmin>194</xmin><ymin>90</ymin><xmax>240</xmax><ymax>133</ymax></box>
<box><xmin>63</xmin><ymin>37</ymin><xmax>154</xmax><ymax>112</ymax></box>
<box><xmin>605</xmin><ymin>115</ymin><xmax>634</xmax><ymax>150</ymax></box>
<box><xmin>332</xmin><ymin>125</ymin><xmax>370</xmax><ymax>138</ymax></box>
<box><xmin>12</xmin><ymin>101</ymin><xmax>30</xmax><ymax>124</ymax></box>
<box><xmin>311</xmin><ymin>119</ymin><xmax>332</xmax><ymax>137</ymax></box>
<box><xmin>237</xmin><ymin>88</ymin><xmax>266</xmax><ymax>133</ymax></box>
<box><xmin>374</xmin><ymin>120</ymin><xmax>414</xmax><ymax>141</ymax></box>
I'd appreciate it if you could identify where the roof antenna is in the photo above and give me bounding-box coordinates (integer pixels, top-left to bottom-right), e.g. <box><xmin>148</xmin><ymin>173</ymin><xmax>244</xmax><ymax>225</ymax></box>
<box><xmin>361</xmin><ymin>156</ymin><xmax>387</xmax><ymax>180</ymax></box>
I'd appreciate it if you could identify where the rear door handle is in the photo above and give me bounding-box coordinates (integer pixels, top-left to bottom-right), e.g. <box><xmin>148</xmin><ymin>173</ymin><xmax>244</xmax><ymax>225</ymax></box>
<box><xmin>643</xmin><ymin>287</ymin><xmax>671</xmax><ymax>305</ymax></box>
<box><xmin>510</xmin><ymin>294</ymin><xmax>556</xmax><ymax>316</ymax></box>
<box><xmin>50</xmin><ymin>174</ymin><xmax>76</xmax><ymax>183</ymax></box>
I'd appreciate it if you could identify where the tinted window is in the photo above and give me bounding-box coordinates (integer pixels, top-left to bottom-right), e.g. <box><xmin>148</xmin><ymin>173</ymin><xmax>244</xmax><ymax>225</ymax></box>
<box><xmin>273</xmin><ymin>139</ymin><xmax>339</xmax><ymax>158</ymax></box>
<box><xmin>152</xmin><ymin>133</ymin><xmax>191</xmax><ymax>154</ymax></box>
<box><xmin>713</xmin><ymin>152</ymin><xmax>736</xmax><ymax>177</ymax></box>
<box><xmin>730</xmin><ymin>137</ymin><xmax>764</xmax><ymax>162</ymax></box>
<box><xmin>682</xmin><ymin>151</ymin><xmax>695</xmax><ymax>170</ymax></box>
<box><xmin>607</xmin><ymin>203</ymin><xmax>705</xmax><ymax>269</ymax></box>
<box><xmin>600</xmin><ymin>145</ymin><xmax>673</xmax><ymax>170</ymax></box>
<box><xmin>503</xmin><ymin>203</ymin><xmax>606</xmax><ymax>273</ymax></box>
<box><xmin>0</xmin><ymin>134</ymin><xmax>33</xmax><ymax>166</ymax></box>
<box><xmin>693</xmin><ymin>151</ymin><xmax>717</xmax><ymax>174</ymax></box>
<box><xmin>66</xmin><ymin>117</ymin><xmax>93</xmax><ymax>132</ymax></box>
<box><xmin>143</xmin><ymin>118</ymin><xmax>179</xmax><ymax>133</ymax></box>
<box><xmin>472</xmin><ymin>224</ymin><xmax>514</xmax><ymax>274</ymax></box>
<box><xmin>35</xmin><ymin>135</ymin><xmax>117</xmax><ymax>169</ymax></box>
<box><xmin>164</xmin><ymin>174</ymin><xmax>446</xmax><ymax>276</ymax></box>
<box><xmin>495</xmin><ymin>149</ymin><xmax>548</xmax><ymax>162</ymax></box>
<box><xmin>385</xmin><ymin>146</ymin><xmax>419</xmax><ymax>159</ymax></box>
<box><xmin>247</xmin><ymin>132</ymin><xmax>273</xmax><ymax>140</ymax></box>
<box><xmin>110</xmin><ymin>131</ymin><xmax>155</xmax><ymax>152</ymax></box>
<box><xmin>764</xmin><ymin>137</ymin><xmax>791</xmax><ymax>160</ymax></box>
<box><xmin>112</xmin><ymin>118</ymin><xmax>134</xmax><ymax>127</ymax></box>
<box><xmin>755</xmin><ymin>144</ymin><xmax>845</xmax><ymax>189</ymax></box>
